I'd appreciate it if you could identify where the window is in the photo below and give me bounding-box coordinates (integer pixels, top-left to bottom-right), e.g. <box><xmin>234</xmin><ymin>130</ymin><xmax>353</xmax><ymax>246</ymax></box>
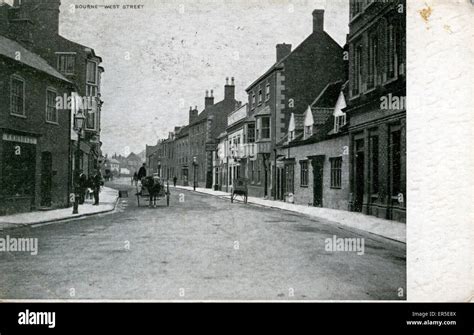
<box><xmin>265</xmin><ymin>83</ymin><xmax>270</xmax><ymax>101</ymax></box>
<box><xmin>305</xmin><ymin>125</ymin><xmax>312</xmax><ymax>138</ymax></box>
<box><xmin>57</xmin><ymin>53</ymin><xmax>75</xmax><ymax>75</ymax></box>
<box><xmin>86</xmin><ymin>60</ymin><xmax>97</xmax><ymax>84</ymax></box>
<box><xmin>289</xmin><ymin>130</ymin><xmax>295</xmax><ymax>141</ymax></box>
<box><xmin>368</xmin><ymin>32</ymin><xmax>378</xmax><ymax>89</ymax></box>
<box><xmin>387</xmin><ymin>23</ymin><xmax>397</xmax><ymax>80</ymax></box>
<box><xmin>251</xmin><ymin>92</ymin><xmax>256</xmax><ymax>108</ymax></box>
<box><xmin>86</xmin><ymin>85</ymin><xmax>97</xmax><ymax>97</ymax></box>
<box><xmin>86</xmin><ymin>109</ymin><xmax>96</xmax><ymax>130</ymax></box>
<box><xmin>250</xmin><ymin>160</ymin><xmax>255</xmax><ymax>182</ymax></box>
<box><xmin>353</xmin><ymin>44</ymin><xmax>363</xmax><ymax>96</ymax></box>
<box><xmin>335</xmin><ymin>114</ymin><xmax>346</xmax><ymax>133</ymax></box>
<box><xmin>300</xmin><ymin>161</ymin><xmax>308</xmax><ymax>187</ymax></box>
<box><xmin>10</xmin><ymin>76</ymin><xmax>25</xmax><ymax>116</ymax></box>
<box><xmin>258</xmin><ymin>88</ymin><xmax>263</xmax><ymax>105</ymax></box>
<box><xmin>351</xmin><ymin>0</ymin><xmax>363</xmax><ymax>18</ymax></box>
<box><xmin>261</xmin><ymin>116</ymin><xmax>270</xmax><ymax>139</ymax></box>
<box><xmin>370</xmin><ymin>135</ymin><xmax>379</xmax><ymax>193</ymax></box>
<box><xmin>46</xmin><ymin>89</ymin><xmax>58</xmax><ymax>123</ymax></box>
<box><xmin>330</xmin><ymin>157</ymin><xmax>342</xmax><ymax>189</ymax></box>
<box><xmin>247</xmin><ymin>123</ymin><xmax>255</xmax><ymax>143</ymax></box>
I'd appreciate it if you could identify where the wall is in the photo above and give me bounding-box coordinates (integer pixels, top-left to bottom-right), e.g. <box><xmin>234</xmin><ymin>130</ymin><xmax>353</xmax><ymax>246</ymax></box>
<box><xmin>283</xmin><ymin>134</ymin><xmax>350</xmax><ymax>210</ymax></box>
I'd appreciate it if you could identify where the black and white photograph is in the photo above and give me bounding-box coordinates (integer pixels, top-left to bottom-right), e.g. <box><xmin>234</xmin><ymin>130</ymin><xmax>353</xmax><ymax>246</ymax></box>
<box><xmin>0</xmin><ymin>0</ymin><xmax>472</xmax><ymax>329</ymax></box>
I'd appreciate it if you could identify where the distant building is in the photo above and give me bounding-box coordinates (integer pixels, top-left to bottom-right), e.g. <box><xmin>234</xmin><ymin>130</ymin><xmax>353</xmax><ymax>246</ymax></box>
<box><xmin>188</xmin><ymin>79</ymin><xmax>239</xmax><ymax>188</ymax></box>
<box><xmin>0</xmin><ymin>35</ymin><xmax>74</xmax><ymax>214</ymax></box>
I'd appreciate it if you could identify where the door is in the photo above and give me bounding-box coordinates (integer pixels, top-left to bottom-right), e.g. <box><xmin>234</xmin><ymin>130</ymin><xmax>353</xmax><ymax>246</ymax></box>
<box><xmin>2</xmin><ymin>140</ymin><xmax>36</xmax><ymax>208</ymax></box>
<box><xmin>354</xmin><ymin>150</ymin><xmax>365</xmax><ymax>212</ymax></box>
<box><xmin>40</xmin><ymin>151</ymin><xmax>53</xmax><ymax>207</ymax></box>
<box><xmin>311</xmin><ymin>156</ymin><xmax>324</xmax><ymax>207</ymax></box>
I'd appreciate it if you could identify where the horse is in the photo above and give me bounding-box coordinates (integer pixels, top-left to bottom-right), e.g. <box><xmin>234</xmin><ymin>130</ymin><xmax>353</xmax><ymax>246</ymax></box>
<box><xmin>141</xmin><ymin>176</ymin><xmax>162</xmax><ymax>207</ymax></box>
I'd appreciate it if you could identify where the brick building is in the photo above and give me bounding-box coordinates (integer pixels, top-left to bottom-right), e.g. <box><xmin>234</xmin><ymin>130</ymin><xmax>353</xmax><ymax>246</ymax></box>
<box><xmin>345</xmin><ymin>0</ymin><xmax>406</xmax><ymax>222</ymax></box>
<box><xmin>188</xmin><ymin>79</ymin><xmax>238</xmax><ymax>188</ymax></box>
<box><xmin>0</xmin><ymin>35</ymin><xmax>74</xmax><ymax>214</ymax></box>
<box><xmin>146</xmin><ymin>139</ymin><xmax>164</xmax><ymax>177</ymax></box>
<box><xmin>245</xmin><ymin>9</ymin><xmax>346</xmax><ymax>199</ymax></box>
<box><xmin>0</xmin><ymin>0</ymin><xmax>105</xmax><ymax>181</ymax></box>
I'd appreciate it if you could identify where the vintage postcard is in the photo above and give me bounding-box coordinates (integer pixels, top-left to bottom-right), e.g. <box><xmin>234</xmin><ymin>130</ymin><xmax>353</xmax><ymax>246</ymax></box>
<box><xmin>0</xmin><ymin>0</ymin><xmax>471</xmax><ymax>309</ymax></box>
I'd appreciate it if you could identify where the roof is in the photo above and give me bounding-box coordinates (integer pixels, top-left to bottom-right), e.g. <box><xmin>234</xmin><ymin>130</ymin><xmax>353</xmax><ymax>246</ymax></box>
<box><xmin>294</xmin><ymin>113</ymin><xmax>305</xmax><ymax>130</ymax></box>
<box><xmin>246</xmin><ymin>31</ymin><xmax>343</xmax><ymax>91</ymax></box>
<box><xmin>311</xmin><ymin>81</ymin><xmax>344</xmax><ymax>108</ymax></box>
<box><xmin>109</xmin><ymin>158</ymin><xmax>120</xmax><ymax>164</ymax></box>
<box><xmin>0</xmin><ymin>35</ymin><xmax>71</xmax><ymax>83</ymax></box>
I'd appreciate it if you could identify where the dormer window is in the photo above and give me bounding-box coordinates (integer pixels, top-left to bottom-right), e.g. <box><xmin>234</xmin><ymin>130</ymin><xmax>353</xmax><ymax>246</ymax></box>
<box><xmin>305</xmin><ymin>125</ymin><xmax>312</xmax><ymax>138</ymax></box>
<box><xmin>289</xmin><ymin>130</ymin><xmax>295</xmax><ymax>141</ymax></box>
<box><xmin>335</xmin><ymin>114</ymin><xmax>347</xmax><ymax>133</ymax></box>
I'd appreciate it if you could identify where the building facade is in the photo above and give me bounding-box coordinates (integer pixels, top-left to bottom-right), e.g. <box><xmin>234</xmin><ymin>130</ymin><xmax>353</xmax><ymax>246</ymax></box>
<box><xmin>0</xmin><ymin>35</ymin><xmax>74</xmax><ymax>214</ymax></box>
<box><xmin>345</xmin><ymin>0</ymin><xmax>406</xmax><ymax>222</ymax></box>
<box><xmin>278</xmin><ymin>81</ymin><xmax>350</xmax><ymax>210</ymax></box>
<box><xmin>245</xmin><ymin>10</ymin><xmax>346</xmax><ymax>199</ymax></box>
<box><xmin>0</xmin><ymin>0</ymin><xmax>105</xmax><ymax>183</ymax></box>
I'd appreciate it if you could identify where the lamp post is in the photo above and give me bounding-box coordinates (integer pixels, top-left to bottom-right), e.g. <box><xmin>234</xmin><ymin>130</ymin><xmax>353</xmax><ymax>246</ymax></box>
<box><xmin>72</xmin><ymin>110</ymin><xmax>85</xmax><ymax>214</ymax></box>
<box><xmin>193</xmin><ymin>156</ymin><xmax>197</xmax><ymax>191</ymax></box>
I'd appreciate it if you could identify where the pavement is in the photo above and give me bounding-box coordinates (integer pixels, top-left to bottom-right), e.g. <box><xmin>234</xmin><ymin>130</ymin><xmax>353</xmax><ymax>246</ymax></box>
<box><xmin>174</xmin><ymin>185</ymin><xmax>406</xmax><ymax>243</ymax></box>
<box><xmin>0</xmin><ymin>180</ymin><xmax>406</xmax><ymax>300</ymax></box>
<box><xmin>0</xmin><ymin>187</ymin><xmax>119</xmax><ymax>231</ymax></box>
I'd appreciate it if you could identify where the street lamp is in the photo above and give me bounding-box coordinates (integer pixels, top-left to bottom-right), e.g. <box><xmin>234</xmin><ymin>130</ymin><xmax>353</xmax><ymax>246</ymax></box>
<box><xmin>72</xmin><ymin>110</ymin><xmax>85</xmax><ymax>214</ymax></box>
<box><xmin>193</xmin><ymin>156</ymin><xmax>197</xmax><ymax>191</ymax></box>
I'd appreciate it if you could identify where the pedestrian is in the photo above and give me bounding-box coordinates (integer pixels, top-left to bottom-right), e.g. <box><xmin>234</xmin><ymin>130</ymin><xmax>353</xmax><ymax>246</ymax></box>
<box><xmin>133</xmin><ymin>172</ymin><xmax>139</xmax><ymax>186</ymax></box>
<box><xmin>92</xmin><ymin>169</ymin><xmax>103</xmax><ymax>206</ymax></box>
<box><xmin>137</xmin><ymin>163</ymin><xmax>147</xmax><ymax>181</ymax></box>
<box><xmin>78</xmin><ymin>170</ymin><xmax>87</xmax><ymax>204</ymax></box>
<box><xmin>173</xmin><ymin>176</ymin><xmax>177</xmax><ymax>187</ymax></box>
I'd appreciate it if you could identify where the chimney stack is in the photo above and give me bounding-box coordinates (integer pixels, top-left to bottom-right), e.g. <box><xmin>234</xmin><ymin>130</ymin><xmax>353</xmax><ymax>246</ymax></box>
<box><xmin>189</xmin><ymin>106</ymin><xmax>198</xmax><ymax>124</ymax></box>
<box><xmin>276</xmin><ymin>43</ymin><xmax>292</xmax><ymax>62</ymax></box>
<box><xmin>205</xmin><ymin>89</ymin><xmax>215</xmax><ymax>108</ymax></box>
<box><xmin>224</xmin><ymin>77</ymin><xmax>235</xmax><ymax>101</ymax></box>
<box><xmin>312</xmin><ymin>9</ymin><xmax>324</xmax><ymax>32</ymax></box>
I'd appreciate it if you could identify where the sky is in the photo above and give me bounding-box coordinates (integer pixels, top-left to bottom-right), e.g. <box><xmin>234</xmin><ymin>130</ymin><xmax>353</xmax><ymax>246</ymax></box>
<box><xmin>35</xmin><ymin>0</ymin><xmax>349</xmax><ymax>156</ymax></box>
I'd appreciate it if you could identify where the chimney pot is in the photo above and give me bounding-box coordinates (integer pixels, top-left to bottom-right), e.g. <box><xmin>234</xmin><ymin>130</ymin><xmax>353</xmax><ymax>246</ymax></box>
<box><xmin>205</xmin><ymin>90</ymin><xmax>209</xmax><ymax>97</ymax></box>
<box><xmin>231</xmin><ymin>77</ymin><xmax>235</xmax><ymax>85</ymax></box>
<box><xmin>211</xmin><ymin>89</ymin><xmax>214</xmax><ymax>97</ymax></box>
<box><xmin>226</xmin><ymin>77</ymin><xmax>229</xmax><ymax>85</ymax></box>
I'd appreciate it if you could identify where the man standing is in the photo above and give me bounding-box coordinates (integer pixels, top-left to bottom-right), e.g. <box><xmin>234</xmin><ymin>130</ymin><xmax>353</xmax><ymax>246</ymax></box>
<box><xmin>137</xmin><ymin>163</ymin><xmax>147</xmax><ymax>181</ymax></box>
<box><xmin>78</xmin><ymin>170</ymin><xmax>87</xmax><ymax>204</ymax></box>
<box><xmin>173</xmin><ymin>176</ymin><xmax>177</xmax><ymax>187</ymax></box>
<box><xmin>92</xmin><ymin>169</ymin><xmax>103</xmax><ymax>206</ymax></box>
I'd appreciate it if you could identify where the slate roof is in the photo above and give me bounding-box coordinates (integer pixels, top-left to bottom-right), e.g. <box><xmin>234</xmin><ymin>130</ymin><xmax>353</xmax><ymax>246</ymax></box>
<box><xmin>0</xmin><ymin>35</ymin><xmax>71</xmax><ymax>83</ymax></box>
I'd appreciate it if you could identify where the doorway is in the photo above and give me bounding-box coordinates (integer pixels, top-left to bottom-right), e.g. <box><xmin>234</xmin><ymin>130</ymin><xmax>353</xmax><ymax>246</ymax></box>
<box><xmin>354</xmin><ymin>139</ymin><xmax>365</xmax><ymax>212</ymax></box>
<box><xmin>40</xmin><ymin>151</ymin><xmax>53</xmax><ymax>207</ymax></box>
<box><xmin>311</xmin><ymin>156</ymin><xmax>324</xmax><ymax>207</ymax></box>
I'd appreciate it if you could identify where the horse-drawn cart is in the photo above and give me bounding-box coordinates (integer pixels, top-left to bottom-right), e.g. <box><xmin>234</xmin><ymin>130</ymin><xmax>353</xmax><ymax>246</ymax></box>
<box><xmin>136</xmin><ymin>176</ymin><xmax>170</xmax><ymax>207</ymax></box>
<box><xmin>231</xmin><ymin>178</ymin><xmax>248</xmax><ymax>204</ymax></box>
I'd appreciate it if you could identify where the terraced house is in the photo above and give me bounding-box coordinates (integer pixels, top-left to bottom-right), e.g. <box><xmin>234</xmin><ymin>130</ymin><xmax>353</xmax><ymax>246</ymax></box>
<box><xmin>245</xmin><ymin>9</ymin><xmax>345</xmax><ymax>199</ymax></box>
<box><xmin>0</xmin><ymin>34</ymin><xmax>74</xmax><ymax>214</ymax></box>
<box><xmin>0</xmin><ymin>0</ymin><xmax>105</xmax><ymax>183</ymax></box>
<box><xmin>345</xmin><ymin>0</ymin><xmax>406</xmax><ymax>222</ymax></box>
